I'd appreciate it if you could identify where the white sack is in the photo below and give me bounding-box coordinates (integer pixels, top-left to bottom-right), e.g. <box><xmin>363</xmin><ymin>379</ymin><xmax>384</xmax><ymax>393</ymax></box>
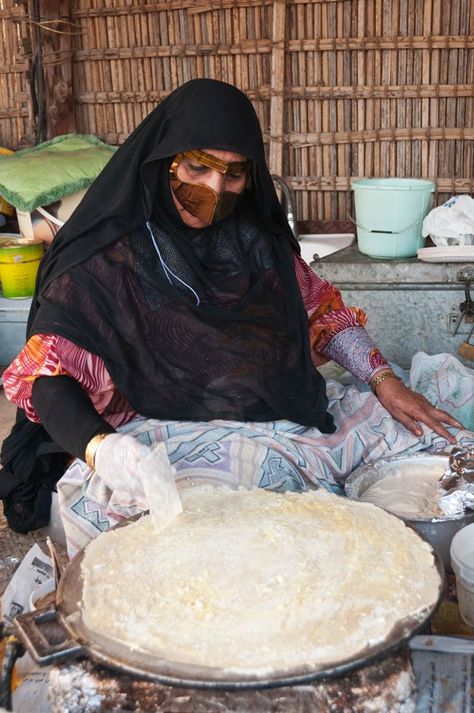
<box><xmin>1</xmin><ymin>544</ymin><xmax>53</xmax><ymax>624</ymax></box>
<box><xmin>422</xmin><ymin>194</ymin><xmax>474</xmax><ymax>246</ymax></box>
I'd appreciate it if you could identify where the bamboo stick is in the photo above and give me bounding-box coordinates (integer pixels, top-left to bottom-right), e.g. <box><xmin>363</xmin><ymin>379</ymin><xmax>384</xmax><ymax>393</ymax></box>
<box><xmin>365</xmin><ymin>0</ymin><xmax>374</xmax><ymax>178</ymax></box>
<box><xmin>321</xmin><ymin>0</ymin><xmax>330</xmax><ymax>219</ymax></box>
<box><xmin>283</xmin><ymin>35</ymin><xmax>474</xmax><ymax>50</ymax></box>
<box><xmin>283</xmin><ymin>126</ymin><xmax>474</xmax><ymax>146</ymax></box>
<box><xmin>289</xmin><ymin>176</ymin><xmax>474</xmax><ymax>192</ymax></box>
<box><xmin>119</xmin><ymin>1</ymin><xmax>133</xmax><ymax>133</ymax></box>
<box><xmin>268</xmin><ymin>0</ymin><xmax>286</xmax><ymax>177</ymax></box>
<box><xmin>210</xmin><ymin>4</ymin><xmax>219</xmax><ymax>78</ymax></box>
<box><xmin>372</xmin><ymin>0</ymin><xmax>382</xmax><ymax>182</ymax></box>
<box><xmin>315</xmin><ymin>1</ymin><xmax>324</xmax><ymax>218</ymax></box>
<box><xmin>299</xmin><ymin>1</ymin><xmax>308</xmax><ymax>220</ymax></box>
<box><xmin>334</xmin><ymin>0</ymin><xmax>343</xmax><ymax>218</ymax></box>
<box><xmin>420</xmin><ymin>0</ymin><xmax>432</xmax><ymax>177</ymax></box>
<box><xmin>67</xmin><ymin>1</ymin><xmax>357</xmax><ymax>20</ymax></box>
<box><xmin>191</xmin><ymin>5</ymin><xmax>202</xmax><ymax>78</ymax></box>
<box><xmin>139</xmin><ymin>5</ymin><xmax>151</xmax><ymax>120</ymax></box>
<box><xmin>169</xmin><ymin>7</ymin><xmax>179</xmax><ymax>90</ymax></box>
<box><xmin>71</xmin><ymin>35</ymin><xmax>474</xmax><ymax>61</ymax></box>
<box><xmin>71</xmin><ymin>82</ymin><xmax>474</xmax><ymax>101</ymax></box>
<box><xmin>396</xmin><ymin>0</ymin><xmax>407</xmax><ymax>177</ymax></box>
<box><xmin>379</xmin><ymin>0</ymin><xmax>390</xmax><ymax>175</ymax></box>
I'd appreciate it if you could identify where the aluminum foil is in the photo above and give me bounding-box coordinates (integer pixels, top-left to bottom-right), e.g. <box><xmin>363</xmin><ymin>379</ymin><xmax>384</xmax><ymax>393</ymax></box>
<box><xmin>438</xmin><ymin>446</ymin><xmax>474</xmax><ymax>517</ymax></box>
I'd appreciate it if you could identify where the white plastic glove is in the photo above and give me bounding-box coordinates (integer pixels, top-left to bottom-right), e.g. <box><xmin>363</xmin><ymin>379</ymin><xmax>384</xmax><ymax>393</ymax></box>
<box><xmin>94</xmin><ymin>433</ymin><xmax>182</xmax><ymax>530</ymax></box>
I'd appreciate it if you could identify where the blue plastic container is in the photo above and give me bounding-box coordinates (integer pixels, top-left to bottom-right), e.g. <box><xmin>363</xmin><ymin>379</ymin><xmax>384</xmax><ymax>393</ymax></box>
<box><xmin>353</xmin><ymin>178</ymin><xmax>435</xmax><ymax>258</ymax></box>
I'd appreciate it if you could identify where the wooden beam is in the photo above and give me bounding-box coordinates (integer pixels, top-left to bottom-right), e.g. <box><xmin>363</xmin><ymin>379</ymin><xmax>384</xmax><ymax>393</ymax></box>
<box><xmin>71</xmin><ymin>36</ymin><xmax>474</xmax><ymax>62</ymax></box>
<box><xmin>284</xmin><ymin>127</ymin><xmax>474</xmax><ymax>147</ymax></box>
<box><xmin>39</xmin><ymin>0</ymin><xmax>76</xmax><ymax>138</ymax></box>
<box><xmin>269</xmin><ymin>0</ymin><xmax>286</xmax><ymax>177</ymax></box>
<box><xmin>74</xmin><ymin>83</ymin><xmax>474</xmax><ymax>107</ymax></box>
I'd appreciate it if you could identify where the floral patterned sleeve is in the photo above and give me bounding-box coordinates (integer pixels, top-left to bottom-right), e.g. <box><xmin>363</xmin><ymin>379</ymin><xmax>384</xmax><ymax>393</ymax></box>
<box><xmin>294</xmin><ymin>254</ymin><xmax>389</xmax><ymax>383</ymax></box>
<box><xmin>2</xmin><ymin>334</ymin><xmax>136</xmax><ymax>427</ymax></box>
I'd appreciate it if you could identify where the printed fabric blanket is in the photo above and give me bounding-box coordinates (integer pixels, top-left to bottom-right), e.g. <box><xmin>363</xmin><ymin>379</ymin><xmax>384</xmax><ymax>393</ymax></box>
<box><xmin>57</xmin><ymin>352</ymin><xmax>474</xmax><ymax>557</ymax></box>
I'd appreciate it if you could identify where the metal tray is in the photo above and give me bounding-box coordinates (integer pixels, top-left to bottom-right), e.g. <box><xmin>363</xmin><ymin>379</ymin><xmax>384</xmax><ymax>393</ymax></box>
<box><xmin>14</xmin><ymin>516</ymin><xmax>445</xmax><ymax>691</ymax></box>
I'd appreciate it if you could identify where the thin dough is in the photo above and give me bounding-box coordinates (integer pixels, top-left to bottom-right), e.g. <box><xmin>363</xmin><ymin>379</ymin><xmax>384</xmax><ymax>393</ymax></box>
<box><xmin>358</xmin><ymin>462</ymin><xmax>446</xmax><ymax>519</ymax></box>
<box><xmin>81</xmin><ymin>486</ymin><xmax>440</xmax><ymax>674</ymax></box>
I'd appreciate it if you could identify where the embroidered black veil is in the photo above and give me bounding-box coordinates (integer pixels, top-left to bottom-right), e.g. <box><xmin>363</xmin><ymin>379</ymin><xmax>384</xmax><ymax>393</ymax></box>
<box><xmin>30</xmin><ymin>79</ymin><xmax>334</xmax><ymax>429</ymax></box>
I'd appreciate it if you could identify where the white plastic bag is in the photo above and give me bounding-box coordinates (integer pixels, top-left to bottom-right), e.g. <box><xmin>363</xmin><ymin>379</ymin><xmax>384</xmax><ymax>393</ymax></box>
<box><xmin>422</xmin><ymin>194</ymin><xmax>474</xmax><ymax>247</ymax></box>
<box><xmin>1</xmin><ymin>544</ymin><xmax>53</xmax><ymax>624</ymax></box>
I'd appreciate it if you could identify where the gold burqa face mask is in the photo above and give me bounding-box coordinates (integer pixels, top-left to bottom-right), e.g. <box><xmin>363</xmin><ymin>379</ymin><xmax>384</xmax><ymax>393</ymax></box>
<box><xmin>169</xmin><ymin>149</ymin><xmax>249</xmax><ymax>225</ymax></box>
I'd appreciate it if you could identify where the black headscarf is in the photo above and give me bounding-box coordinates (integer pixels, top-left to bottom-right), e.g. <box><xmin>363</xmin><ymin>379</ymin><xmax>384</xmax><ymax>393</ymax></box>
<box><xmin>28</xmin><ymin>79</ymin><xmax>334</xmax><ymax>429</ymax></box>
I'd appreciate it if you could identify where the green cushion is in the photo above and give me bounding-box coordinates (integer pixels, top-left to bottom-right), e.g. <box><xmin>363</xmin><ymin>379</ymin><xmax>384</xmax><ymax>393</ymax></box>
<box><xmin>0</xmin><ymin>134</ymin><xmax>117</xmax><ymax>211</ymax></box>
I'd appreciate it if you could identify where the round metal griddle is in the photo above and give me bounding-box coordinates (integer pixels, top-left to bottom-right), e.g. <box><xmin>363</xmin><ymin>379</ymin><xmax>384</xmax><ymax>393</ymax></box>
<box><xmin>15</xmin><ymin>516</ymin><xmax>445</xmax><ymax>691</ymax></box>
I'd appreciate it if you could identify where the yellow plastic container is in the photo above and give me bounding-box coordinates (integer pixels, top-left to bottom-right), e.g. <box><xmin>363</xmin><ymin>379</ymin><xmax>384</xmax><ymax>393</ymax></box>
<box><xmin>0</xmin><ymin>235</ymin><xmax>44</xmax><ymax>298</ymax></box>
<box><xmin>0</xmin><ymin>147</ymin><xmax>15</xmax><ymax>216</ymax></box>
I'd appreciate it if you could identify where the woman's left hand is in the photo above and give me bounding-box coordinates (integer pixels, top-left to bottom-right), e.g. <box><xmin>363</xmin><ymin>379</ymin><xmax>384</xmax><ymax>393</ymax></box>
<box><xmin>373</xmin><ymin>374</ymin><xmax>463</xmax><ymax>444</ymax></box>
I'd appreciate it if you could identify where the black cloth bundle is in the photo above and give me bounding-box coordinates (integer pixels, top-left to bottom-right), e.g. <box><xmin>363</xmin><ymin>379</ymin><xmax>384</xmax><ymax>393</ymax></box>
<box><xmin>0</xmin><ymin>411</ymin><xmax>68</xmax><ymax>533</ymax></box>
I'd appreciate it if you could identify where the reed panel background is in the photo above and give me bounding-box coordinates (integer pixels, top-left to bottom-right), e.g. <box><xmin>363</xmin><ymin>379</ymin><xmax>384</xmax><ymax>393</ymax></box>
<box><xmin>1</xmin><ymin>0</ymin><xmax>473</xmax><ymax>222</ymax></box>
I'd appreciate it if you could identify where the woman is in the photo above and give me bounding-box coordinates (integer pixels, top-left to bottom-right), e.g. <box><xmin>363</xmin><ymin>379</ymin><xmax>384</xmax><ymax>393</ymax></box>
<box><xmin>0</xmin><ymin>79</ymin><xmax>464</xmax><ymax>554</ymax></box>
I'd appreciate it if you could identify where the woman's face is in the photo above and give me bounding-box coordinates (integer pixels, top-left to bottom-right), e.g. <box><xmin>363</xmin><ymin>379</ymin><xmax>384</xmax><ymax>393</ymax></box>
<box><xmin>171</xmin><ymin>148</ymin><xmax>248</xmax><ymax>228</ymax></box>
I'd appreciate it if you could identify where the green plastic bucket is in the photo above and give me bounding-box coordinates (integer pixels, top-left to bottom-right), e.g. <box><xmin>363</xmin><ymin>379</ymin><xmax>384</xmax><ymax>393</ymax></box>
<box><xmin>353</xmin><ymin>178</ymin><xmax>435</xmax><ymax>258</ymax></box>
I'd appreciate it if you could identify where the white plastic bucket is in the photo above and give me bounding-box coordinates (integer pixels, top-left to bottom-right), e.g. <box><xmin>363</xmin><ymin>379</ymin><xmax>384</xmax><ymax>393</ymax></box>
<box><xmin>450</xmin><ymin>523</ymin><xmax>474</xmax><ymax>627</ymax></box>
<box><xmin>353</xmin><ymin>178</ymin><xmax>435</xmax><ymax>258</ymax></box>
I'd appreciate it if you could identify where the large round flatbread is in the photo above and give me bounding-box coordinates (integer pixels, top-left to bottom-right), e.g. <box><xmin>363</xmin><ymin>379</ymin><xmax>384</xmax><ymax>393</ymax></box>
<box><xmin>81</xmin><ymin>486</ymin><xmax>440</xmax><ymax>675</ymax></box>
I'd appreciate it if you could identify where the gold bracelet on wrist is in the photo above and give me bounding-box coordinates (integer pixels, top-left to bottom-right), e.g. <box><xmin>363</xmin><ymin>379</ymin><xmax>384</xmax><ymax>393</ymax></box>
<box><xmin>370</xmin><ymin>371</ymin><xmax>401</xmax><ymax>394</ymax></box>
<box><xmin>85</xmin><ymin>433</ymin><xmax>110</xmax><ymax>471</ymax></box>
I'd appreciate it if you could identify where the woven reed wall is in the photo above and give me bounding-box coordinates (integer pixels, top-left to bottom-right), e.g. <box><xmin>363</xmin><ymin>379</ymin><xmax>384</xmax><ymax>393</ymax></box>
<box><xmin>1</xmin><ymin>0</ymin><xmax>473</xmax><ymax>222</ymax></box>
<box><xmin>0</xmin><ymin>0</ymin><xmax>32</xmax><ymax>147</ymax></box>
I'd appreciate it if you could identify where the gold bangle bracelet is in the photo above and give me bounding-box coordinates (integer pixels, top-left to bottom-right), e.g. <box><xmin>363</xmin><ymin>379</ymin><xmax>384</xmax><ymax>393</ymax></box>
<box><xmin>84</xmin><ymin>433</ymin><xmax>110</xmax><ymax>471</ymax></box>
<box><xmin>370</xmin><ymin>371</ymin><xmax>401</xmax><ymax>394</ymax></box>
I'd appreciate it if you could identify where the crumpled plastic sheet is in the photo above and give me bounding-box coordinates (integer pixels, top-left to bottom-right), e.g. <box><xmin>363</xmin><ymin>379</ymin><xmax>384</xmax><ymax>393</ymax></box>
<box><xmin>421</xmin><ymin>194</ymin><xmax>474</xmax><ymax>246</ymax></box>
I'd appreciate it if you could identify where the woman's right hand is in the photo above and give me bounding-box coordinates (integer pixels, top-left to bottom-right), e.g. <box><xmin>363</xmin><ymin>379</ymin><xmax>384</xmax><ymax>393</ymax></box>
<box><xmin>93</xmin><ymin>433</ymin><xmax>182</xmax><ymax>529</ymax></box>
<box><xmin>373</xmin><ymin>373</ymin><xmax>463</xmax><ymax>444</ymax></box>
